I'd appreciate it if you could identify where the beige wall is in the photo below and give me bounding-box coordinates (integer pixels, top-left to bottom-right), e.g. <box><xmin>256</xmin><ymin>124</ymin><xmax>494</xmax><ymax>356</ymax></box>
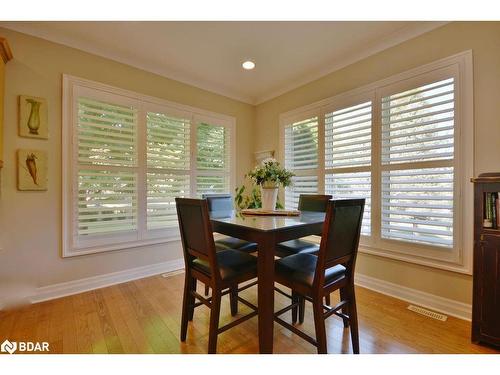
<box><xmin>1</xmin><ymin>22</ymin><xmax>499</xmax><ymax>306</ymax></box>
<box><xmin>0</xmin><ymin>27</ymin><xmax>255</xmax><ymax>288</ymax></box>
<box><xmin>255</xmin><ymin>22</ymin><xmax>500</xmax><ymax>304</ymax></box>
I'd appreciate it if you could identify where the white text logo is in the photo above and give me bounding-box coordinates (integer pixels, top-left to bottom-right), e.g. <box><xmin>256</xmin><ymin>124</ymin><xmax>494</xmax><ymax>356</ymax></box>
<box><xmin>1</xmin><ymin>339</ymin><xmax>49</xmax><ymax>354</ymax></box>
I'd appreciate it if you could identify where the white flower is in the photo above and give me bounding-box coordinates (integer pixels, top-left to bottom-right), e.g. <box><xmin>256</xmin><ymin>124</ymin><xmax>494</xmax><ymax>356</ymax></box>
<box><xmin>261</xmin><ymin>157</ymin><xmax>277</xmax><ymax>165</ymax></box>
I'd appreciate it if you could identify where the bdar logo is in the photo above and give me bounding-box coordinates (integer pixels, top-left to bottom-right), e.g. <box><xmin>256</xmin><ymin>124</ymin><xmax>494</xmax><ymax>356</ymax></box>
<box><xmin>1</xmin><ymin>339</ymin><xmax>17</xmax><ymax>354</ymax></box>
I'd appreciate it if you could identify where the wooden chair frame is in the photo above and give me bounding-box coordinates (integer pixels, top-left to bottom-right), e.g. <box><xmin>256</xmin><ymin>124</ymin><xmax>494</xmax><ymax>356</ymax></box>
<box><xmin>176</xmin><ymin>198</ymin><xmax>258</xmax><ymax>354</ymax></box>
<box><xmin>274</xmin><ymin>199</ymin><xmax>365</xmax><ymax>354</ymax></box>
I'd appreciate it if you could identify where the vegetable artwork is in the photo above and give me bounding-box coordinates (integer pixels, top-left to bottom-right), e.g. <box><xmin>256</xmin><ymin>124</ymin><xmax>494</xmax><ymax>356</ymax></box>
<box><xmin>25</xmin><ymin>153</ymin><xmax>38</xmax><ymax>185</ymax></box>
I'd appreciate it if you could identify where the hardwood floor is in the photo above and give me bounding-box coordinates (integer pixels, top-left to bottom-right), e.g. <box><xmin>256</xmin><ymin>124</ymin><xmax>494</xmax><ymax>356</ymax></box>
<box><xmin>0</xmin><ymin>271</ymin><xmax>497</xmax><ymax>354</ymax></box>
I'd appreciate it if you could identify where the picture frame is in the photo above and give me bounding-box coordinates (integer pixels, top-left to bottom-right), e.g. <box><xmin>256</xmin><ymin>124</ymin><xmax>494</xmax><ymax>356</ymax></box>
<box><xmin>17</xmin><ymin>149</ymin><xmax>48</xmax><ymax>191</ymax></box>
<box><xmin>18</xmin><ymin>95</ymin><xmax>48</xmax><ymax>139</ymax></box>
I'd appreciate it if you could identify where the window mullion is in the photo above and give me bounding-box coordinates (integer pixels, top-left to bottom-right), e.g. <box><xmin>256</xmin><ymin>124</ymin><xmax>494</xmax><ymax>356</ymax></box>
<box><xmin>318</xmin><ymin>110</ymin><xmax>325</xmax><ymax>194</ymax></box>
<box><xmin>137</xmin><ymin>104</ymin><xmax>147</xmax><ymax>240</ymax></box>
<box><xmin>372</xmin><ymin>89</ymin><xmax>382</xmax><ymax>246</ymax></box>
<box><xmin>190</xmin><ymin>116</ymin><xmax>198</xmax><ymax>197</ymax></box>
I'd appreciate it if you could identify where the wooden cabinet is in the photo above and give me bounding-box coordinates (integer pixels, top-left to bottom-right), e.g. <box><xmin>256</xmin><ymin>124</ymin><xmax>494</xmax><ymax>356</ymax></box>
<box><xmin>0</xmin><ymin>37</ymin><xmax>13</xmax><ymax>172</ymax></box>
<box><xmin>471</xmin><ymin>173</ymin><xmax>500</xmax><ymax>347</ymax></box>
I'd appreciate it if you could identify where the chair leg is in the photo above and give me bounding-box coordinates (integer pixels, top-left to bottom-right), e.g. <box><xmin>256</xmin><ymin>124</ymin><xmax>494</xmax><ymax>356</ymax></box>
<box><xmin>229</xmin><ymin>285</ymin><xmax>238</xmax><ymax>316</ymax></box>
<box><xmin>180</xmin><ymin>273</ymin><xmax>193</xmax><ymax>341</ymax></box>
<box><xmin>291</xmin><ymin>291</ymin><xmax>298</xmax><ymax>324</ymax></box>
<box><xmin>188</xmin><ymin>277</ymin><xmax>197</xmax><ymax>321</ymax></box>
<box><xmin>208</xmin><ymin>289</ymin><xmax>222</xmax><ymax>354</ymax></box>
<box><xmin>339</xmin><ymin>287</ymin><xmax>350</xmax><ymax>328</ymax></box>
<box><xmin>347</xmin><ymin>285</ymin><xmax>360</xmax><ymax>354</ymax></box>
<box><xmin>312</xmin><ymin>297</ymin><xmax>327</xmax><ymax>354</ymax></box>
<box><xmin>298</xmin><ymin>295</ymin><xmax>305</xmax><ymax>324</ymax></box>
<box><xmin>204</xmin><ymin>284</ymin><xmax>210</xmax><ymax>296</ymax></box>
<box><xmin>325</xmin><ymin>293</ymin><xmax>331</xmax><ymax>306</ymax></box>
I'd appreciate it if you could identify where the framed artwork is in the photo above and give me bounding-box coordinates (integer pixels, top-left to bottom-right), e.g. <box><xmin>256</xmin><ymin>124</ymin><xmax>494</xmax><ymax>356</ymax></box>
<box><xmin>17</xmin><ymin>149</ymin><xmax>48</xmax><ymax>191</ymax></box>
<box><xmin>19</xmin><ymin>95</ymin><xmax>48</xmax><ymax>139</ymax></box>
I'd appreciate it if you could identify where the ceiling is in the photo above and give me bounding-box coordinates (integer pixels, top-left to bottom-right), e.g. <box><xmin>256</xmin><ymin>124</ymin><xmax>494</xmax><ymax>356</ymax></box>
<box><xmin>0</xmin><ymin>21</ymin><xmax>445</xmax><ymax>104</ymax></box>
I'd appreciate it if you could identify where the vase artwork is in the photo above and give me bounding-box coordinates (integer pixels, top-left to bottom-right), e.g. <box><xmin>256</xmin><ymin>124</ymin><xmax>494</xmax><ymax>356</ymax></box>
<box><xmin>17</xmin><ymin>149</ymin><xmax>48</xmax><ymax>191</ymax></box>
<box><xmin>19</xmin><ymin>95</ymin><xmax>48</xmax><ymax>139</ymax></box>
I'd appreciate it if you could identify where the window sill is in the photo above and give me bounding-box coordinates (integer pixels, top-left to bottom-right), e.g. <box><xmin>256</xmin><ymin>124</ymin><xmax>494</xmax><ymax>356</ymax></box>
<box><xmin>299</xmin><ymin>235</ymin><xmax>471</xmax><ymax>275</ymax></box>
<box><xmin>62</xmin><ymin>235</ymin><xmax>181</xmax><ymax>258</ymax></box>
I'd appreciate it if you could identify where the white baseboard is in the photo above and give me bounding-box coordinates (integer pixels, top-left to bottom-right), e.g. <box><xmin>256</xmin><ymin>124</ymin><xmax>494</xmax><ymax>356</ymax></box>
<box><xmin>31</xmin><ymin>258</ymin><xmax>185</xmax><ymax>304</ymax></box>
<box><xmin>17</xmin><ymin>258</ymin><xmax>471</xmax><ymax>322</ymax></box>
<box><xmin>355</xmin><ymin>273</ymin><xmax>472</xmax><ymax>321</ymax></box>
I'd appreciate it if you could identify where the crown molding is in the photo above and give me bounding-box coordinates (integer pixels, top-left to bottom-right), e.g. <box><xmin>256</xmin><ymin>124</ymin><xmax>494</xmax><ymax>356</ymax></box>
<box><xmin>0</xmin><ymin>23</ymin><xmax>256</xmax><ymax>104</ymax></box>
<box><xmin>254</xmin><ymin>21</ymin><xmax>449</xmax><ymax>104</ymax></box>
<box><xmin>0</xmin><ymin>37</ymin><xmax>13</xmax><ymax>64</ymax></box>
<box><xmin>1</xmin><ymin>22</ymin><xmax>448</xmax><ymax>106</ymax></box>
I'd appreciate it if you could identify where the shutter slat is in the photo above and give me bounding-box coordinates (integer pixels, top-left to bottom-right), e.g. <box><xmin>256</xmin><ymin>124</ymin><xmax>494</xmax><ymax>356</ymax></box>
<box><xmin>78</xmin><ymin>97</ymin><xmax>137</xmax><ymax>167</ymax></box>
<box><xmin>77</xmin><ymin>169</ymin><xmax>137</xmax><ymax>236</ymax></box>
<box><xmin>196</xmin><ymin>123</ymin><xmax>230</xmax><ymax>172</ymax></box>
<box><xmin>285</xmin><ymin>175</ymin><xmax>318</xmax><ymax>210</ymax></box>
<box><xmin>325</xmin><ymin>171</ymin><xmax>371</xmax><ymax>235</ymax></box>
<box><xmin>284</xmin><ymin>117</ymin><xmax>318</xmax><ymax>173</ymax></box>
<box><xmin>382</xmin><ymin>166</ymin><xmax>454</xmax><ymax>248</ymax></box>
<box><xmin>147</xmin><ymin>172</ymin><xmax>190</xmax><ymax>230</ymax></box>
<box><xmin>325</xmin><ymin>101</ymin><xmax>372</xmax><ymax>170</ymax></box>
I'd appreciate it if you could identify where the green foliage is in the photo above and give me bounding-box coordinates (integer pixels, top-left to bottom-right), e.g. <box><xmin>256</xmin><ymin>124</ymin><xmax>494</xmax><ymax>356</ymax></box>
<box><xmin>246</xmin><ymin>158</ymin><xmax>294</xmax><ymax>188</ymax></box>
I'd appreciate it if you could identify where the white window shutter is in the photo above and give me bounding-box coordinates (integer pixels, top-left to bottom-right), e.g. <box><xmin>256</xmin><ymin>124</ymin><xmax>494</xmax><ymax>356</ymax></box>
<box><xmin>77</xmin><ymin>97</ymin><xmax>138</xmax><ymax>237</ymax></box>
<box><xmin>196</xmin><ymin>122</ymin><xmax>231</xmax><ymax>196</ymax></box>
<box><xmin>325</xmin><ymin>102</ymin><xmax>371</xmax><ymax>168</ymax></box>
<box><xmin>284</xmin><ymin>117</ymin><xmax>319</xmax><ymax>209</ymax></box>
<box><xmin>381</xmin><ymin>78</ymin><xmax>455</xmax><ymax>248</ymax></box>
<box><xmin>146</xmin><ymin>112</ymin><xmax>191</xmax><ymax>229</ymax></box>
<box><xmin>381</xmin><ymin>78</ymin><xmax>454</xmax><ymax>164</ymax></box>
<box><xmin>324</xmin><ymin>102</ymin><xmax>372</xmax><ymax>235</ymax></box>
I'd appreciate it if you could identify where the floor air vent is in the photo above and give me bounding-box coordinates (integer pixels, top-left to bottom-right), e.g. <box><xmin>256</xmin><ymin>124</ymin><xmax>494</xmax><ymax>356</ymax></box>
<box><xmin>407</xmin><ymin>305</ymin><xmax>448</xmax><ymax>321</ymax></box>
<box><xmin>161</xmin><ymin>270</ymin><xmax>183</xmax><ymax>278</ymax></box>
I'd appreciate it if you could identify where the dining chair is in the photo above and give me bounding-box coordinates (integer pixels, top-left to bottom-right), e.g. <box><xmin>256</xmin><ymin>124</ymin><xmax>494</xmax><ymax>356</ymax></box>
<box><xmin>275</xmin><ymin>194</ymin><xmax>332</xmax><ymax>258</ymax></box>
<box><xmin>176</xmin><ymin>198</ymin><xmax>258</xmax><ymax>354</ymax></box>
<box><xmin>202</xmin><ymin>193</ymin><xmax>258</xmax><ymax>296</ymax></box>
<box><xmin>202</xmin><ymin>193</ymin><xmax>258</xmax><ymax>253</ymax></box>
<box><xmin>273</xmin><ymin>199</ymin><xmax>365</xmax><ymax>354</ymax></box>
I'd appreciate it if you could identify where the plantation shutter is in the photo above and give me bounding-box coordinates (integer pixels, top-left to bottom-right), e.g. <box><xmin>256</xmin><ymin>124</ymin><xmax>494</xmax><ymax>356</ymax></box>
<box><xmin>324</xmin><ymin>102</ymin><xmax>372</xmax><ymax>235</ymax></box>
<box><xmin>284</xmin><ymin>117</ymin><xmax>319</xmax><ymax>209</ymax></box>
<box><xmin>381</xmin><ymin>78</ymin><xmax>455</xmax><ymax>248</ymax></box>
<box><xmin>76</xmin><ymin>97</ymin><xmax>138</xmax><ymax>237</ymax></box>
<box><xmin>146</xmin><ymin>111</ymin><xmax>191</xmax><ymax>229</ymax></box>
<box><xmin>195</xmin><ymin>122</ymin><xmax>231</xmax><ymax>196</ymax></box>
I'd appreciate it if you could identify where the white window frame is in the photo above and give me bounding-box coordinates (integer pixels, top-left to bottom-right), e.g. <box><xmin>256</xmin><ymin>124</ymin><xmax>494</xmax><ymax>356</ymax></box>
<box><xmin>279</xmin><ymin>51</ymin><xmax>473</xmax><ymax>274</ymax></box>
<box><xmin>62</xmin><ymin>75</ymin><xmax>236</xmax><ymax>257</ymax></box>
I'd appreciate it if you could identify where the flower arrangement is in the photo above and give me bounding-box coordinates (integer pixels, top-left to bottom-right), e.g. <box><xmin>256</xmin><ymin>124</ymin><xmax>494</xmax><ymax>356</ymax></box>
<box><xmin>246</xmin><ymin>158</ymin><xmax>294</xmax><ymax>188</ymax></box>
<box><xmin>234</xmin><ymin>184</ymin><xmax>285</xmax><ymax>210</ymax></box>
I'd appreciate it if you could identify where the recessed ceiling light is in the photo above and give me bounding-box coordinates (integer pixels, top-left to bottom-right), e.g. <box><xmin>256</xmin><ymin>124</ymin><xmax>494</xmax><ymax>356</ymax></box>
<box><xmin>242</xmin><ymin>60</ymin><xmax>255</xmax><ymax>70</ymax></box>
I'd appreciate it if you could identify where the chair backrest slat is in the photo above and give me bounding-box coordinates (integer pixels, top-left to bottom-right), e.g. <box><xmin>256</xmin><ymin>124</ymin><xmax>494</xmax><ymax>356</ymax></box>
<box><xmin>315</xmin><ymin>199</ymin><xmax>365</xmax><ymax>286</ymax></box>
<box><xmin>298</xmin><ymin>194</ymin><xmax>332</xmax><ymax>212</ymax></box>
<box><xmin>176</xmin><ymin>198</ymin><xmax>218</xmax><ymax>277</ymax></box>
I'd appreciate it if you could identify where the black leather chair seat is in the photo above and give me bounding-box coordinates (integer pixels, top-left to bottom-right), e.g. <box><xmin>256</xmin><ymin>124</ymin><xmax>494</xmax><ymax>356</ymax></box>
<box><xmin>275</xmin><ymin>253</ymin><xmax>346</xmax><ymax>288</ymax></box>
<box><xmin>276</xmin><ymin>239</ymin><xmax>319</xmax><ymax>257</ymax></box>
<box><xmin>193</xmin><ymin>249</ymin><xmax>257</xmax><ymax>281</ymax></box>
<box><xmin>215</xmin><ymin>236</ymin><xmax>258</xmax><ymax>252</ymax></box>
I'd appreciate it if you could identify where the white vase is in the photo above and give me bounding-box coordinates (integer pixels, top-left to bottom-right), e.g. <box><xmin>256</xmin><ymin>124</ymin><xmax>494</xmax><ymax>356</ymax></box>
<box><xmin>261</xmin><ymin>186</ymin><xmax>278</xmax><ymax>210</ymax></box>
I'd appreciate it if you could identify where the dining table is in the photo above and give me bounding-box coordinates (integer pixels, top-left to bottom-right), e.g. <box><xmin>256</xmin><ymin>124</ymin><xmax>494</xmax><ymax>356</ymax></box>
<box><xmin>210</xmin><ymin>210</ymin><xmax>326</xmax><ymax>354</ymax></box>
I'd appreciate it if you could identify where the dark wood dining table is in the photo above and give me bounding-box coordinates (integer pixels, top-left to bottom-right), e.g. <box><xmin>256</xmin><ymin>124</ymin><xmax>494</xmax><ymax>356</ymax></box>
<box><xmin>210</xmin><ymin>210</ymin><xmax>326</xmax><ymax>353</ymax></box>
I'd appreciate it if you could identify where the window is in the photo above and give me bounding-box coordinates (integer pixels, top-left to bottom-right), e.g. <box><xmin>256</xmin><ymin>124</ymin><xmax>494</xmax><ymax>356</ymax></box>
<box><xmin>280</xmin><ymin>52</ymin><xmax>473</xmax><ymax>273</ymax></box>
<box><xmin>63</xmin><ymin>76</ymin><xmax>235</xmax><ymax>257</ymax></box>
